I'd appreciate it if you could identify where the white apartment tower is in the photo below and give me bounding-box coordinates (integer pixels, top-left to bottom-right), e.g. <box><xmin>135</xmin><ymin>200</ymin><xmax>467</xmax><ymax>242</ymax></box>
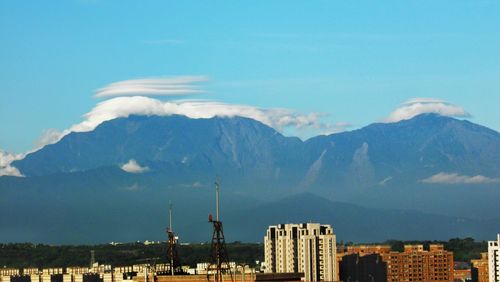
<box><xmin>489</xmin><ymin>234</ymin><xmax>500</xmax><ymax>282</ymax></box>
<box><xmin>264</xmin><ymin>223</ymin><xmax>336</xmax><ymax>281</ymax></box>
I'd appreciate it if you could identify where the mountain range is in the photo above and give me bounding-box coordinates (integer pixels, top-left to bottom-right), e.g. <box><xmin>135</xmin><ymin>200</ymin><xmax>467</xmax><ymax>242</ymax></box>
<box><xmin>1</xmin><ymin>113</ymin><xmax>499</xmax><ymax>243</ymax></box>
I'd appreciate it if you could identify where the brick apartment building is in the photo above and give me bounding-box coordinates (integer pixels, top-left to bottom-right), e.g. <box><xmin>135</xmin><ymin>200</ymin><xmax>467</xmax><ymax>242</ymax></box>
<box><xmin>471</xmin><ymin>252</ymin><xmax>488</xmax><ymax>282</ymax></box>
<box><xmin>338</xmin><ymin>244</ymin><xmax>454</xmax><ymax>282</ymax></box>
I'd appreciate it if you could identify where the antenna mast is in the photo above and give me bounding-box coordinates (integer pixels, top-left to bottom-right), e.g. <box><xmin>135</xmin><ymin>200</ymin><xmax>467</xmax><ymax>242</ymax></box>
<box><xmin>215</xmin><ymin>177</ymin><xmax>220</xmax><ymax>221</ymax></box>
<box><xmin>207</xmin><ymin>177</ymin><xmax>233</xmax><ymax>282</ymax></box>
<box><xmin>166</xmin><ymin>201</ymin><xmax>179</xmax><ymax>276</ymax></box>
<box><xmin>169</xmin><ymin>201</ymin><xmax>173</xmax><ymax>232</ymax></box>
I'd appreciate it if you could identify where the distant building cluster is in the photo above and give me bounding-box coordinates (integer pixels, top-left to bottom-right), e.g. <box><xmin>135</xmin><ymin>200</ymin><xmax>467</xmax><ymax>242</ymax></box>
<box><xmin>0</xmin><ymin>265</ymin><xmax>120</xmax><ymax>282</ymax></box>
<box><xmin>263</xmin><ymin>224</ymin><xmax>458</xmax><ymax>281</ymax></box>
<box><xmin>0</xmin><ymin>264</ymin><xmax>256</xmax><ymax>282</ymax></box>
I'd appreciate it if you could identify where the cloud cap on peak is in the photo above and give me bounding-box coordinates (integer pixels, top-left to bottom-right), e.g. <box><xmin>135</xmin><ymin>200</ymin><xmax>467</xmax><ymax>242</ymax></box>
<box><xmin>385</xmin><ymin>98</ymin><xmax>470</xmax><ymax>123</ymax></box>
<box><xmin>69</xmin><ymin>96</ymin><xmax>331</xmax><ymax>135</ymax></box>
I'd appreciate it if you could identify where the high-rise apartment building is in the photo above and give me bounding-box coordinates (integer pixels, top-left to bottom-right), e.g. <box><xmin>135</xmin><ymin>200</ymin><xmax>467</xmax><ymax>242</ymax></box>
<box><xmin>264</xmin><ymin>223</ymin><xmax>336</xmax><ymax>281</ymax></box>
<box><xmin>489</xmin><ymin>234</ymin><xmax>500</xmax><ymax>282</ymax></box>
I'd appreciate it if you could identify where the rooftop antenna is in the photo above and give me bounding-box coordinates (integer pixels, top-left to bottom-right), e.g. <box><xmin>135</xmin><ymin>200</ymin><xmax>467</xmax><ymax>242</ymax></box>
<box><xmin>207</xmin><ymin>177</ymin><xmax>233</xmax><ymax>282</ymax></box>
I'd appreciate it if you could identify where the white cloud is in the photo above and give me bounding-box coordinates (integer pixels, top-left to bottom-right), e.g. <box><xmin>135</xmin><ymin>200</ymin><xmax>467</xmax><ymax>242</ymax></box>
<box><xmin>0</xmin><ymin>150</ymin><xmax>24</xmax><ymax>177</ymax></box>
<box><xmin>35</xmin><ymin>128</ymin><xmax>64</xmax><ymax>149</ymax></box>
<box><xmin>6</xmin><ymin>96</ymin><xmax>334</xmax><ymax>169</ymax></box>
<box><xmin>6</xmin><ymin>75</ymin><xmax>340</xmax><ymax>165</ymax></box>
<box><xmin>68</xmin><ymin>96</ymin><xmax>330</xmax><ymax>135</ymax></box>
<box><xmin>0</xmin><ymin>129</ymin><xmax>67</xmax><ymax>177</ymax></box>
<box><xmin>94</xmin><ymin>76</ymin><xmax>208</xmax><ymax>98</ymax></box>
<box><xmin>121</xmin><ymin>159</ymin><xmax>149</xmax><ymax>173</ymax></box>
<box><xmin>385</xmin><ymin>98</ymin><xmax>470</xmax><ymax>122</ymax></box>
<box><xmin>421</xmin><ymin>172</ymin><xmax>500</xmax><ymax>185</ymax></box>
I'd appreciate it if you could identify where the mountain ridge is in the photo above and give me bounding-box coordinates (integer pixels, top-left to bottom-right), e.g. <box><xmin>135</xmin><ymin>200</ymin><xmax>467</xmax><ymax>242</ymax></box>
<box><xmin>2</xmin><ymin>113</ymin><xmax>500</xmax><ymax>243</ymax></box>
<box><xmin>12</xmin><ymin>113</ymin><xmax>500</xmax><ymax>178</ymax></box>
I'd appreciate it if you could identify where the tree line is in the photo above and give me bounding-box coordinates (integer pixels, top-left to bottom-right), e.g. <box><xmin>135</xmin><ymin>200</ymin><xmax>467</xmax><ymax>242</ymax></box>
<box><xmin>0</xmin><ymin>238</ymin><xmax>486</xmax><ymax>269</ymax></box>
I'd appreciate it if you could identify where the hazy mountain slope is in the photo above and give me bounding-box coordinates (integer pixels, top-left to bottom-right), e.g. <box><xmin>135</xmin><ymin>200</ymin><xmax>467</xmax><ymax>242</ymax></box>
<box><xmin>225</xmin><ymin>193</ymin><xmax>500</xmax><ymax>243</ymax></box>
<box><xmin>2</xmin><ymin>113</ymin><xmax>500</xmax><ymax>242</ymax></box>
<box><xmin>0</xmin><ymin>174</ymin><xmax>497</xmax><ymax>243</ymax></box>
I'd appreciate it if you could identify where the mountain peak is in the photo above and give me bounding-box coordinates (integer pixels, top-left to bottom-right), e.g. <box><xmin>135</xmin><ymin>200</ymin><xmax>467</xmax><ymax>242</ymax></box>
<box><xmin>11</xmin><ymin>112</ymin><xmax>500</xmax><ymax>182</ymax></box>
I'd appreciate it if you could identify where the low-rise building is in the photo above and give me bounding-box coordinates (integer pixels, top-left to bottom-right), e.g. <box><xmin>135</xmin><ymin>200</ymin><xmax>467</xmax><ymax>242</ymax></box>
<box><xmin>454</xmin><ymin>269</ymin><xmax>471</xmax><ymax>282</ymax></box>
<box><xmin>0</xmin><ymin>269</ymin><xmax>19</xmax><ymax>277</ymax></box>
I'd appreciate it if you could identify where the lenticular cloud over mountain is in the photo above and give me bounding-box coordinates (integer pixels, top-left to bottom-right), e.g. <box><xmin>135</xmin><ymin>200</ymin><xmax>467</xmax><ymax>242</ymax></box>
<box><xmin>94</xmin><ymin>76</ymin><xmax>208</xmax><ymax>98</ymax></box>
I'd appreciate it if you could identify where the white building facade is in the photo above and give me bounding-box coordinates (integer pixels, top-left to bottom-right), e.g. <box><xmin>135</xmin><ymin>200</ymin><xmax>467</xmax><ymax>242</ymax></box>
<box><xmin>489</xmin><ymin>234</ymin><xmax>500</xmax><ymax>282</ymax></box>
<box><xmin>264</xmin><ymin>223</ymin><xmax>336</xmax><ymax>281</ymax></box>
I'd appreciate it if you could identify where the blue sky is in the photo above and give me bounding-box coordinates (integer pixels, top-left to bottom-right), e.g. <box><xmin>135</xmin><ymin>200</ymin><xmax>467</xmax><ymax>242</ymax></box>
<box><xmin>1</xmin><ymin>0</ymin><xmax>500</xmax><ymax>153</ymax></box>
